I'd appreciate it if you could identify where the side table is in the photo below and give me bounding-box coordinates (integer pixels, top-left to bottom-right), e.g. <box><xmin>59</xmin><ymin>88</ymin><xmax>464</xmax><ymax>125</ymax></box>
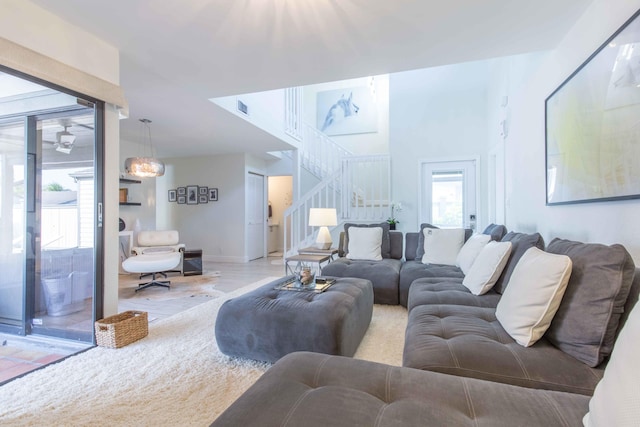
<box><xmin>284</xmin><ymin>254</ymin><xmax>331</xmax><ymax>276</ymax></box>
<box><xmin>297</xmin><ymin>246</ymin><xmax>339</xmax><ymax>260</ymax></box>
<box><xmin>183</xmin><ymin>249</ymin><xmax>203</xmax><ymax>276</ymax></box>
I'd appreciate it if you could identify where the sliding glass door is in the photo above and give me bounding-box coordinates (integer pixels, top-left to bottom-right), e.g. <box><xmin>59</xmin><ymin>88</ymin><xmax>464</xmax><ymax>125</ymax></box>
<box><xmin>0</xmin><ymin>69</ymin><xmax>103</xmax><ymax>342</ymax></box>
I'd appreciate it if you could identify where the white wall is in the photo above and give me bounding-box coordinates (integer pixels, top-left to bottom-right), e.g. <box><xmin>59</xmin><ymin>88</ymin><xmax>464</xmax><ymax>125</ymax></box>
<box><xmin>304</xmin><ymin>76</ymin><xmax>390</xmax><ymax>155</ymax></box>
<box><xmin>503</xmin><ymin>0</ymin><xmax>640</xmax><ymax>262</ymax></box>
<box><xmin>389</xmin><ymin>61</ymin><xmax>491</xmax><ymax>231</ymax></box>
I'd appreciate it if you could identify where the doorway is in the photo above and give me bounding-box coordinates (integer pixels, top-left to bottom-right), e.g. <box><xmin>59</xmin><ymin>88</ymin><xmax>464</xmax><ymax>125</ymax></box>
<box><xmin>247</xmin><ymin>172</ymin><xmax>265</xmax><ymax>261</ymax></box>
<box><xmin>419</xmin><ymin>159</ymin><xmax>478</xmax><ymax>230</ymax></box>
<box><xmin>267</xmin><ymin>175</ymin><xmax>293</xmax><ymax>256</ymax></box>
<box><xmin>0</xmin><ymin>69</ymin><xmax>103</xmax><ymax>343</ymax></box>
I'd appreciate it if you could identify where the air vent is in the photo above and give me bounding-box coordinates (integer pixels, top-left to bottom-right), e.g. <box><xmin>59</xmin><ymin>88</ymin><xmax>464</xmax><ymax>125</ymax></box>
<box><xmin>237</xmin><ymin>99</ymin><xmax>249</xmax><ymax>116</ymax></box>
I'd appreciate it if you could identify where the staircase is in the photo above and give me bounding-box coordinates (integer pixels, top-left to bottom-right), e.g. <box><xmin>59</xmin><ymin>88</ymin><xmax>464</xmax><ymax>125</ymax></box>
<box><xmin>283</xmin><ymin>122</ymin><xmax>390</xmax><ymax>256</ymax></box>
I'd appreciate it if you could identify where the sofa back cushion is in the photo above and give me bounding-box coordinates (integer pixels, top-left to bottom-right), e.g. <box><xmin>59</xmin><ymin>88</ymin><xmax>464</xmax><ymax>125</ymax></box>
<box><xmin>545</xmin><ymin>238</ymin><xmax>635</xmax><ymax>367</ymax></box>
<box><xmin>493</xmin><ymin>231</ymin><xmax>545</xmax><ymax>294</ymax></box>
<box><xmin>343</xmin><ymin>223</ymin><xmax>391</xmax><ymax>259</ymax></box>
<box><xmin>415</xmin><ymin>224</ymin><xmax>472</xmax><ymax>261</ymax></box>
<box><xmin>495</xmin><ymin>247</ymin><xmax>572</xmax><ymax>347</ymax></box>
<box><xmin>482</xmin><ymin>223</ymin><xmax>508</xmax><ymax>241</ymax></box>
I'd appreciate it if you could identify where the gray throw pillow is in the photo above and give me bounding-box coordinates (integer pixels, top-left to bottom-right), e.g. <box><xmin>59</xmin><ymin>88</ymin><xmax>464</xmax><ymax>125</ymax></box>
<box><xmin>482</xmin><ymin>223</ymin><xmax>507</xmax><ymax>241</ymax></box>
<box><xmin>344</xmin><ymin>223</ymin><xmax>391</xmax><ymax>259</ymax></box>
<box><xmin>545</xmin><ymin>238</ymin><xmax>635</xmax><ymax>367</ymax></box>
<box><xmin>493</xmin><ymin>231</ymin><xmax>544</xmax><ymax>294</ymax></box>
<box><xmin>415</xmin><ymin>224</ymin><xmax>472</xmax><ymax>262</ymax></box>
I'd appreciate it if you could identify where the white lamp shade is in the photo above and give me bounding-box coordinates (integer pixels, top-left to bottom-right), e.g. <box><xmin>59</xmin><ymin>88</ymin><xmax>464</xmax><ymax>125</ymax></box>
<box><xmin>309</xmin><ymin>208</ymin><xmax>337</xmax><ymax>249</ymax></box>
<box><xmin>308</xmin><ymin>208</ymin><xmax>337</xmax><ymax>226</ymax></box>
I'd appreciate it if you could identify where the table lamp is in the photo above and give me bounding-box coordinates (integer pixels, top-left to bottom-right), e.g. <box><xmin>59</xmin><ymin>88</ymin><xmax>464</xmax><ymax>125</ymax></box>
<box><xmin>309</xmin><ymin>208</ymin><xmax>338</xmax><ymax>249</ymax></box>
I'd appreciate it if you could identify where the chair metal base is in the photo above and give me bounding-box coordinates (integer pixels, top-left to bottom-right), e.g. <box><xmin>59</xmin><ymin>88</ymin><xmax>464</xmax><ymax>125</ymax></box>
<box><xmin>134</xmin><ymin>272</ymin><xmax>171</xmax><ymax>293</ymax></box>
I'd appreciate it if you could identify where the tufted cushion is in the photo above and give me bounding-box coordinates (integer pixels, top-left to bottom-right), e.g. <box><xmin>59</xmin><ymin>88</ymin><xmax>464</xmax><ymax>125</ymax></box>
<box><xmin>137</xmin><ymin>230</ymin><xmax>180</xmax><ymax>246</ymax></box>
<box><xmin>545</xmin><ymin>238</ymin><xmax>635</xmax><ymax>367</ymax></box>
<box><xmin>493</xmin><ymin>231</ymin><xmax>545</xmax><ymax>294</ymax></box>
<box><xmin>407</xmin><ymin>277</ymin><xmax>501</xmax><ymax>312</ymax></box>
<box><xmin>215</xmin><ymin>277</ymin><xmax>373</xmax><ymax>363</ymax></box>
<box><xmin>212</xmin><ymin>352</ymin><xmax>590</xmax><ymax>427</ymax></box>
<box><xmin>344</xmin><ymin>223</ymin><xmax>391</xmax><ymax>258</ymax></box>
<box><xmin>398</xmin><ymin>260</ymin><xmax>464</xmax><ymax>307</ymax></box>
<box><xmin>403</xmin><ymin>304</ymin><xmax>604</xmax><ymax>395</ymax></box>
<box><xmin>321</xmin><ymin>258</ymin><xmax>401</xmax><ymax>305</ymax></box>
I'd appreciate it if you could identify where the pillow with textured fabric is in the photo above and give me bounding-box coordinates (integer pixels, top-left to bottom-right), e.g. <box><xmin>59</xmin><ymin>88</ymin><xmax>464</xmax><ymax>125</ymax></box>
<box><xmin>462</xmin><ymin>241</ymin><xmax>512</xmax><ymax>295</ymax></box>
<box><xmin>495</xmin><ymin>247</ymin><xmax>572</xmax><ymax>347</ymax></box>
<box><xmin>344</xmin><ymin>223</ymin><xmax>390</xmax><ymax>258</ymax></box>
<box><xmin>582</xmin><ymin>301</ymin><xmax>640</xmax><ymax>427</ymax></box>
<box><xmin>545</xmin><ymin>238</ymin><xmax>635</xmax><ymax>367</ymax></box>
<box><xmin>346</xmin><ymin>227</ymin><xmax>383</xmax><ymax>261</ymax></box>
<box><xmin>493</xmin><ymin>231</ymin><xmax>545</xmax><ymax>294</ymax></box>
<box><xmin>456</xmin><ymin>234</ymin><xmax>492</xmax><ymax>274</ymax></box>
<box><xmin>415</xmin><ymin>223</ymin><xmax>439</xmax><ymax>260</ymax></box>
<box><xmin>421</xmin><ymin>228</ymin><xmax>465</xmax><ymax>266</ymax></box>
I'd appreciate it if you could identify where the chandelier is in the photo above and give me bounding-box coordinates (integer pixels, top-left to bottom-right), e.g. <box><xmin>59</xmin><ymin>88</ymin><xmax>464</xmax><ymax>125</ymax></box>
<box><xmin>124</xmin><ymin>118</ymin><xmax>165</xmax><ymax>178</ymax></box>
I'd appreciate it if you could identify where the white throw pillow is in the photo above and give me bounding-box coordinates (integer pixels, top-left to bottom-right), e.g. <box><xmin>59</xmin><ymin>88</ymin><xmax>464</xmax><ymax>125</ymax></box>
<box><xmin>495</xmin><ymin>247</ymin><xmax>572</xmax><ymax>347</ymax></box>
<box><xmin>346</xmin><ymin>227</ymin><xmax>383</xmax><ymax>261</ymax></box>
<box><xmin>462</xmin><ymin>241</ymin><xmax>512</xmax><ymax>295</ymax></box>
<box><xmin>456</xmin><ymin>234</ymin><xmax>492</xmax><ymax>274</ymax></box>
<box><xmin>583</xmin><ymin>302</ymin><xmax>640</xmax><ymax>427</ymax></box>
<box><xmin>421</xmin><ymin>228</ymin><xmax>465</xmax><ymax>265</ymax></box>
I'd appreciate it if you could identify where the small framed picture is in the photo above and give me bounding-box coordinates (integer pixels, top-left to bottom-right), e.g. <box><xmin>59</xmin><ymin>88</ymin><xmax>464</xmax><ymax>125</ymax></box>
<box><xmin>177</xmin><ymin>187</ymin><xmax>186</xmax><ymax>196</ymax></box>
<box><xmin>209</xmin><ymin>188</ymin><xmax>218</xmax><ymax>201</ymax></box>
<box><xmin>177</xmin><ymin>196</ymin><xmax>186</xmax><ymax>204</ymax></box>
<box><xmin>168</xmin><ymin>189</ymin><xmax>177</xmax><ymax>202</ymax></box>
<box><xmin>186</xmin><ymin>185</ymin><xmax>199</xmax><ymax>205</ymax></box>
<box><xmin>199</xmin><ymin>195</ymin><xmax>208</xmax><ymax>204</ymax></box>
<box><xmin>199</xmin><ymin>186</ymin><xmax>208</xmax><ymax>195</ymax></box>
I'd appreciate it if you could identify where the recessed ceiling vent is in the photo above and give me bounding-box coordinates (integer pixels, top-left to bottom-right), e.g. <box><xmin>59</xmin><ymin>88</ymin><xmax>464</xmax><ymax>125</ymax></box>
<box><xmin>237</xmin><ymin>99</ymin><xmax>249</xmax><ymax>116</ymax></box>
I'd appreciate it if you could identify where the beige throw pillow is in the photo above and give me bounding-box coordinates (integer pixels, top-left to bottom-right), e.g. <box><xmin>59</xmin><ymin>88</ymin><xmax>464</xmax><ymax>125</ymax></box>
<box><xmin>462</xmin><ymin>241</ymin><xmax>512</xmax><ymax>295</ymax></box>
<box><xmin>421</xmin><ymin>228</ymin><xmax>465</xmax><ymax>265</ymax></box>
<box><xmin>495</xmin><ymin>247</ymin><xmax>572</xmax><ymax>347</ymax></box>
<box><xmin>456</xmin><ymin>234</ymin><xmax>492</xmax><ymax>274</ymax></box>
<box><xmin>346</xmin><ymin>227</ymin><xmax>383</xmax><ymax>261</ymax></box>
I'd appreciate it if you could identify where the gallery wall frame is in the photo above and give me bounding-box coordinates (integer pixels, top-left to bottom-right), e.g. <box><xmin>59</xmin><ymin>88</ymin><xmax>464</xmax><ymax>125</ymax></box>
<box><xmin>186</xmin><ymin>185</ymin><xmax>199</xmax><ymax>205</ymax></box>
<box><xmin>168</xmin><ymin>189</ymin><xmax>177</xmax><ymax>202</ymax></box>
<box><xmin>168</xmin><ymin>186</ymin><xmax>219</xmax><ymax>204</ymax></box>
<box><xmin>545</xmin><ymin>8</ymin><xmax>640</xmax><ymax>205</ymax></box>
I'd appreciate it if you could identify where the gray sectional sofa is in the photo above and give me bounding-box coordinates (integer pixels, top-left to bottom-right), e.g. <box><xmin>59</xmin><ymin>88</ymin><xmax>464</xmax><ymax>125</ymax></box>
<box><xmin>212</xmin><ymin>225</ymin><xmax>640</xmax><ymax>426</ymax></box>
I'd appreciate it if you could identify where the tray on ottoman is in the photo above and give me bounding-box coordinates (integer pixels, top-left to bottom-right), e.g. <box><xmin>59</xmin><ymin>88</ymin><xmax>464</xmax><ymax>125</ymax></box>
<box><xmin>215</xmin><ymin>276</ymin><xmax>374</xmax><ymax>363</ymax></box>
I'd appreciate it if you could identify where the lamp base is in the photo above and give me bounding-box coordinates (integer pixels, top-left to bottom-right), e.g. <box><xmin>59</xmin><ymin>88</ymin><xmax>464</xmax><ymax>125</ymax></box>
<box><xmin>315</xmin><ymin>226</ymin><xmax>333</xmax><ymax>251</ymax></box>
<box><xmin>315</xmin><ymin>242</ymin><xmax>332</xmax><ymax>250</ymax></box>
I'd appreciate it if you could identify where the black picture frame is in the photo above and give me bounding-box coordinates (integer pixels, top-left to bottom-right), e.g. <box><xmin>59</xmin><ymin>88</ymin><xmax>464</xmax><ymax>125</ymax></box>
<box><xmin>177</xmin><ymin>187</ymin><xmax>186</xmax><ymax>196</ymax></box>
<box><xmin>186</xmin><ymin>185</ymin><xmax>199</xmax><ymax>205</ymax></box>
<box><xmin>198</xmin><ymin>195</ymin><xmax>208</xmax><ymax>204</ymax></box>
<box><xmin>199</xmin><ymin>186</ymin><xmax>208</xmax><ymax>195</ymax></box>
<box><xmin>209</xmin><ymin>187</ymin><xmax>218</xmax><ymax>201</ymax></box>
<box><xmin>545</xmin><ymin>8</ymin><xmax>640</xmax><ymax>205</ymax></box>
<box><xmin>168</xmin><ymin>189</ymin><xmax>177</xmax><ymax>202</ymax></box>
<box><xmin>177</xmin><ymin>195</ymin><xmax>186</xmax><ymax>204</ymax></box>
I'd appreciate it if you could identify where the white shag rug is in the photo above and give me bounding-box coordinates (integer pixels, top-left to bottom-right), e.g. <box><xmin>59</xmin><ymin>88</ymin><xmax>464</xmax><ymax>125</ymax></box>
<box><xmin>0</xmin><ymin>277</ymin><xmax>408</xmax><ymax>427</ymax></box>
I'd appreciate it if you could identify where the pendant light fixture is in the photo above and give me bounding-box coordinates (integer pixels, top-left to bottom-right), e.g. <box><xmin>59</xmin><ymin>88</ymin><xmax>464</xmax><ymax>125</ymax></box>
<box><xmin>124</xmin><ymin>118</ymin><xmax>165</xmax><ymax>178</ymax></box>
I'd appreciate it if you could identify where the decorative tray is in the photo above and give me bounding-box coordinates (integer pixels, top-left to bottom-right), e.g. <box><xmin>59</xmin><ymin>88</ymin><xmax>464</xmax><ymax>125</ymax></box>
<box><xmin>274</xmin><ymin>276</ymin><xmax>336</xmax><ymax>293</ymax></box>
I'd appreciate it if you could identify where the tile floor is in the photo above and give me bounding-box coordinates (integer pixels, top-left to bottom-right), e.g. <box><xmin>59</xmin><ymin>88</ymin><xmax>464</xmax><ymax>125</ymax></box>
<box><xmin>0</xmin><ymin>255</ymin><xmax>285</xmax><ymax>385</ymax></box>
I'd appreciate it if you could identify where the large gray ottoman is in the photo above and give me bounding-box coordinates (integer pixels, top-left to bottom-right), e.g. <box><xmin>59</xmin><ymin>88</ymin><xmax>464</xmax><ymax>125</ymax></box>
<box><xmin>215</xmin><ymin>276</ymin><xmax>374</xmax><ymax>363</ymax></box>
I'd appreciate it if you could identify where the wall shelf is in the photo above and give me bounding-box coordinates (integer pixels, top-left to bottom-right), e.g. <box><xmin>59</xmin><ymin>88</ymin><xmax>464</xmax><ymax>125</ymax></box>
<box><xmin>119</xmin><ymin>178</ymin><xmax>142</xmax><ymax>205</ymax></box>
<box><xmin>119</xmin><ymin>202</ymin><xmax>141</xmax><ymax>206</ymax></box>
<box><xmin>119</xmin><ymin>178</ymin><xmax>142</xmax><ymax>184</ymax></box>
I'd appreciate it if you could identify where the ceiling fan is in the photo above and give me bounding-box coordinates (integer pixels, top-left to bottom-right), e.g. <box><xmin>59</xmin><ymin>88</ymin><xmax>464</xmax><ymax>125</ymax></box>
<box><xmin>54</xmin><ymin>125</ymin><xmax>76</xmax><ymax>154</ymax></box>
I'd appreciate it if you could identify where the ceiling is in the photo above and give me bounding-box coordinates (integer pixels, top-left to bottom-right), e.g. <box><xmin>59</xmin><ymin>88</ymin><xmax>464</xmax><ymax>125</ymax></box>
<box><xmin>31</xmin><ymin>0</ymin><xmax>593</xmax><ymax>158</ymax></box>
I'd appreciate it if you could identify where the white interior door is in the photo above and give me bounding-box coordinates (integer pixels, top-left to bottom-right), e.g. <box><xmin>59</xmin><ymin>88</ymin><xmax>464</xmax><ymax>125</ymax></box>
<box><xmin>419</xmin><ymin>159</ymin><xmax>478</xmax><ymax>230</ymax></box>
<box><xmin>247</xmin><ymin>172</ymin><xmax>265</xmax><ymax>261</ymax></box>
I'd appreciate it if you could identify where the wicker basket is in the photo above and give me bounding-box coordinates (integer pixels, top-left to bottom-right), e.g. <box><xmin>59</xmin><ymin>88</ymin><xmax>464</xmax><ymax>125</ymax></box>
<box><xmin>95</xmin><ymin>310</ymin><xmax>148</xmax><ymax>348</ymax></box>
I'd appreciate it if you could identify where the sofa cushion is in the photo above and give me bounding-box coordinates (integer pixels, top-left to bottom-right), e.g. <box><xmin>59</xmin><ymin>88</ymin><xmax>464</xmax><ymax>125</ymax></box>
<box><xmin>321</xmin><ymin>258</ymin><xmax>402</xmax><ymax>305</ymax></box>
<box><xmin>462</xmin><ymin>241</ymin><xmax>512</xmax><ymax>296</ymax></box>
<box><xmin>421</xmin><ymin>228</ymin><xmax>465</xmax><ymax>265</ymax></box>
<box><xmin>345</xmin><ymin>226</ymin><xmax>382</xmax><ymax>261</ymax></box>
<box><xmin>456</xmin><ymin>233</ymin><xmax>491</xmax><ymax>274</ymax></box>
<box><xmin>344</xmin><ymin>223</ymin><xmax>391</xmax><ymax>258</ymax></box>
<box><xmin>583</xmin><ymin>300</ymin><xmax>640</xmax><ymax>427</ymax></box>
<box><xmin>403</xmin><ymin>304</ymin><xmax>604</xmax><ymax>395</ymax></box>
<box><xmin>414</xmin><ymin>223</ymin><xmax>438</xmax><ymax>260</ymax></box>
<box><xmin>482</xmin><ymin>223</ymin><xmax>508</xmax><ymax>241</ymax></box>
<box><xmin>493</xmin><ymin>231</ymin><xmax>545</xmax><ymax>294</ymax></box>
<box><xmin>398</xmin><ymin>260</ymin><xmax>464</xmax><ymax>307</ymax></box>
<box><xmin>408</xmin><ymin>278</ymin><xmax>501</xmax><ymax>311</ymax></box>
<box><xmin>545</xmin><ymin>238</ymin><xmax>635</xmax><ymax>367</ymax></box>
<box><xmin>495</xmin><ymin>247</ymin><xmax>572</xmax><ymax>347</ymax></box>
<box><xmin>212</xmin><ymin>352</ymin><xmax>590</xmax><ymax>427</ymax></box>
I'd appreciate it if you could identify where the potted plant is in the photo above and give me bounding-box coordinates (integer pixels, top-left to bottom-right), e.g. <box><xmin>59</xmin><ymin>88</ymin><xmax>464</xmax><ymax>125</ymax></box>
<box><xmin>387</xmin><ymin>202</ymin><xmax>402</xmax><ymax>230</ymax></box>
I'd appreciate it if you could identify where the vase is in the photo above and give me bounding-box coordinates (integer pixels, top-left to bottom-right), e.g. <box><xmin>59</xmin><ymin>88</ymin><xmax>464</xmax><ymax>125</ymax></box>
<box><xmin>389</xmin><ymin>223</ymin><xmax>396</xmax><ymax>230</ymax></box>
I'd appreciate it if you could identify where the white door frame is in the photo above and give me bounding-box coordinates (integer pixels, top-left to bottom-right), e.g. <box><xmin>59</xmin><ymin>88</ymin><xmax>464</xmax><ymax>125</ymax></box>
<box><xmin>245</xmin><ymin>169</ymin><xmax>267</xmax><ymax>261</ymax></box>
<box><xmin>418</xmin><ymin>156</ymin><xmax>480</xmax><ymax>230</ymax></box>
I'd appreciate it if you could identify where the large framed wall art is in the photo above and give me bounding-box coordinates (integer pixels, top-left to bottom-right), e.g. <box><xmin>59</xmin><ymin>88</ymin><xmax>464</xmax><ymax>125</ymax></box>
<box><xmin>545</xmin><ymin>9</ymin><xmax>640</xmax><ymax>205</ymax></box>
